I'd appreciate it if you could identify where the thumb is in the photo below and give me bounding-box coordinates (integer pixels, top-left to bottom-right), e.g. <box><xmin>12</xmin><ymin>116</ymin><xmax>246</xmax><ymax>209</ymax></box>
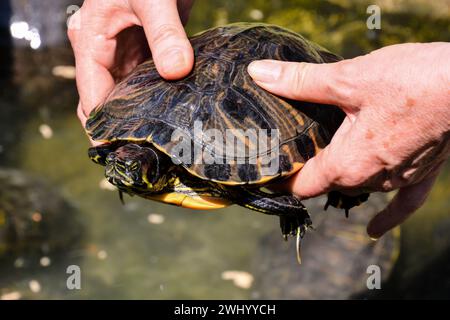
<box><xmin>367</xmin><ymin>165</ymin><xmax>442</xmax><ymax>239</ymax></box>
<box><xmin>284</xmin><ymin>116</ymin><xmax>353</xmax><ymax>199</ymax></box>
<box><xmin>131</xmin><ymin>0</ymin><xmax>194</xmax><ymax>80</ymax></box>
<box><xmin>286</xmin><ymin>144</ymin><xmax>334</xmax><ymax>199</ymax></box>
<box><xmin>247</xmin><ymin>59</ymin><xmax>351</xmax><ymax>108</ymax></box>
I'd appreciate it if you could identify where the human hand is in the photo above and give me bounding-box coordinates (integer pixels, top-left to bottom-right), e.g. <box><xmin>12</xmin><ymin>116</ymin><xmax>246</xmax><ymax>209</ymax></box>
<box><xmin>248</xmin><ymin>43</ymin><xmax>450</xmax><ymax>238</ymax></box>
<box><xmin>68</xmin><ymin>0</ymin><xmax>195</xmax><ymax>129</ymax></box>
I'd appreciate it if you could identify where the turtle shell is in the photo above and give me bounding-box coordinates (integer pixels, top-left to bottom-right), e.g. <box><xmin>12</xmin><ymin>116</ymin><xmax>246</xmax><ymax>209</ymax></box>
<box><xmin>86</xmin><ymin>23</ymin><xmax>345</xmax><ymax>185</ymax></box>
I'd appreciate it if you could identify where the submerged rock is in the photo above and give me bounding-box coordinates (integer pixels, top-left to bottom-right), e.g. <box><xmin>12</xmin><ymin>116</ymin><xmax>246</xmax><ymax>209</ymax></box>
<box><xmin>0</xmin><ymin>168</ymin><xmax>82</xmax><ymax>259</ymax></box>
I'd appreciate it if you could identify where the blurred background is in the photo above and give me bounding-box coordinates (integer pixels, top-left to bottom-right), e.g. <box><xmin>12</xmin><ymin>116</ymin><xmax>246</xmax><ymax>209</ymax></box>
<box><xmin>0</xmin><ymin>0</ymin><xmax>449</xmax><ymax>300</ymax></box>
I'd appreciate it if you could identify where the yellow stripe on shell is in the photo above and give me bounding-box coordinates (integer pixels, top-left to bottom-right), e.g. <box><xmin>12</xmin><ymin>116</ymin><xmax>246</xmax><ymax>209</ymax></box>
<box><xmin>90</xmin><ymin>136</ymin><xmax>305</xmax><ymax>186</ymax></box>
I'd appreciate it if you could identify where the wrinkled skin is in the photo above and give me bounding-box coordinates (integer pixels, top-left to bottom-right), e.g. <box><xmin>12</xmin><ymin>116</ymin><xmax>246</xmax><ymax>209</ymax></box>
<box><xmin>68</xmin><ymin>0</ymin><xmax>195</xmax><ymax>130</ymax></box>
<box><xmin>248</xmin><ymin>43</ymin><xmax>450</xmax><ymax>238</ymax></box>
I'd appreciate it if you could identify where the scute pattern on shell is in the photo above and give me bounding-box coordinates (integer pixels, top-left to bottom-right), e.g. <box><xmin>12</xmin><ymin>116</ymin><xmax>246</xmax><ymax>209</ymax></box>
<box><xmin>86</xmin><ymin>23</ymin><xmax>345</xmax><ymax>184</ymax></box>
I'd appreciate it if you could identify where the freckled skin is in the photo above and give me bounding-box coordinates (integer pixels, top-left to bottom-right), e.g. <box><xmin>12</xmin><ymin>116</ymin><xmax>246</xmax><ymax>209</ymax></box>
<box><xmin>365</xmin><ymin>130</ymin><xmax>374</xmax><ymax>140</ymax></box>
<box><xmin>406</xmin><ymin>98</ymin><xmax>415</xmax><ymax>108</ymax></box>
<box><xmin>249</xmin><ymin>42</ymin><xmax>450</xmax><ymax>238</ymax></box>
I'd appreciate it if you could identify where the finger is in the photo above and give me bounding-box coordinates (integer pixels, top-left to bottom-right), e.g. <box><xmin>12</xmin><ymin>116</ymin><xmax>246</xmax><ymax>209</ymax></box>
<box><xmin>247</xmin><ymin>60</ymin><xmax>354</xmax><ymax>111</ymax></box>
<box><xmin>77</xmin><ymin>102</ymin><xmax>87</xmax><ymax>127</ymax></box>
<box><xmin>287</xmin><ymin>117</ymin><xmax>353</xmax><ymax>199</ymax></box>
<box><xmin>131</xmin><ymin>0</ymin><xmax>194</xmax><ymax>80</ymax></box>
<box><xmin>77</xmin><ymin>102</ymin><xmax>102</xmax><ymax>146</ymax></box>
<box><xmin>69</xmin><ymin>4</ymin><xmax>138</xmax><ymax>121</ymax></box>
<box><xmin>367</xmin><ymin>166</ymin><xmax>442</xmax><ymax>239</ymax></box>
<box><xmin>288</xmin><ymin>144</ymin><xmax>335</xmax><ymax>199</ymax></box>
<box><xmin>75</xmin><ymin>61</ymin><xmax>116</xmax><ymax>119</ymax></box>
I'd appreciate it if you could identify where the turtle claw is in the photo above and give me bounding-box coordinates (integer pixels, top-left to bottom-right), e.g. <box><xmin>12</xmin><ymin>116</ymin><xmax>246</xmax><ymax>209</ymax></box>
<box><xmin>279</xmin><ymin>215</ymin><xmax>313</xmax><ymax>265</ymax></box>
<box><xmin>296</xmin><ymin>229</ymin><xmax>302</xmax><ymax>265</ymax></box>
<box><xmin>118</xmin><ymin>190</ymin><xmax>125</xmax><ymax>205</ymax></box>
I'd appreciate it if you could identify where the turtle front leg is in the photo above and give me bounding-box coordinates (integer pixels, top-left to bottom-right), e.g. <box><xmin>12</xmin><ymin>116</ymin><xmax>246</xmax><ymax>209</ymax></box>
<box><xmin>324</xmin><ymin>191</ymin><xmax>370</xmax><ymax>217</ymax></box>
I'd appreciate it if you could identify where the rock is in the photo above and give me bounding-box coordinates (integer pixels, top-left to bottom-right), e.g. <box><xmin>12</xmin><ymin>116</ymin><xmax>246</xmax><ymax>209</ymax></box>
<box><xmin>0</xmin><ymin>168</ymin><xmax>82</xmax><ymax>258</ymax></box>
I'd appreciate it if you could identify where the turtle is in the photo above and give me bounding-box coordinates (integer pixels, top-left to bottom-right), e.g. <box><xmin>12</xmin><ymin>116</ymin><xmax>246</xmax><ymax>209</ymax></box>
<box><xmin>86</xmin><ymin>23</ymin><xmax>369</xmax><ymax>260</ymax></box>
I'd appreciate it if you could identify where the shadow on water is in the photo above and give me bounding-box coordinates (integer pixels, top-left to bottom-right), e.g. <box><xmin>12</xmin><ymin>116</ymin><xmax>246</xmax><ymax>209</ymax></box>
<box><xmin>0</xmin><ymin>0</ymin><xmax>449</xmax><ymax>299</ymax></box>
<box><xmin>355</xmin><ymin>243</ymin><xmax>450</xmax><ymax>300</ymax></box>
<box><xmin>392</xmin><ymin>245</ymin><xmax>450</xmax><ymax>299</ymax></box>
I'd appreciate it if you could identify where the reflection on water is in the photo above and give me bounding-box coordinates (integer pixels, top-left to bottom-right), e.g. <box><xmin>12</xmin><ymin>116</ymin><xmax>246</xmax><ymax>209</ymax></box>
<box><xmin>0</xmin><ymin>0</ymin><xmax>449</xmax><ymax>299</ymax></box>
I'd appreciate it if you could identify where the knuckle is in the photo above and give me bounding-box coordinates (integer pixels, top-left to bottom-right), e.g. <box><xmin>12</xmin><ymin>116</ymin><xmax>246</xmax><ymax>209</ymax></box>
<box><xmin>328</xmin><ymin>164</ymin><xmax>345</xmax><ymax>186</ymax></box>
<box><xmin>328</xmin><ymin>60</ymin><xmax>355</xmax><ymax>103</ymax></box>
<box><xmin>67</xmin><ymin>9</ymin><xmax>83</xmax><ymax>45</ymax></box>
<box><xmin>77</xmin><ymin>104</ymin><xmax>85</xmax><ymax>118</ymax></box>
<box><xmin>150</xmin><ymin>23</ymin><xmax>183</xmax><ymax>48</ymax></box>
<box><xmin>316</xmin><ymin>147</ymin><xmax>341</xmax><ymax>188</ymax></box>
<box><xmin>334</xmin><ymin>163</ymin><xmax>368</xmax><ymax>188</ymax></box>
<box><xmin>67</xmin><ymin>24</ymin><xmax>77</xmax><ymax>42</ymax></box>
<box><xmin>290</xmin><ymin>63</ymin><xmax>308</xmax><ymax>98</ymax></box>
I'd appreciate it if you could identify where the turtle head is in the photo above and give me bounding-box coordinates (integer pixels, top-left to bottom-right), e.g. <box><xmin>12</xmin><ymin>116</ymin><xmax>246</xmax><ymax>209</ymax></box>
<box><xmin>103</xmin><ymin>143</ymin><xmax>166</xmax><ymax>193</ymax></box>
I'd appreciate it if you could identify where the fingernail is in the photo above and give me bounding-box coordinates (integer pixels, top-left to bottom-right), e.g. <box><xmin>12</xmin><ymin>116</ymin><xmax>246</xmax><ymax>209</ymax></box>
<box><xmin>367</xmin><ymin>223</ymin><xmax>383</xmax><ymax>240</ymax></box>
<box><xmin>161</xmin><ymin>49</ymin><xmax>187</xmax><ymax>75</ymax></box>
<box><xmin>248</xmin><ymin>60</ymin><xmax>282</xmax><ymax>82</ymax></box>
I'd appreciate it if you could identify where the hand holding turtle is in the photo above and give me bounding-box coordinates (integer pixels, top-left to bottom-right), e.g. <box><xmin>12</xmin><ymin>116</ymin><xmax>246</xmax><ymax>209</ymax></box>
<box><xmin>248</xmin><ymin>42</ymin><xmax>450</xmax><ymax>239</ymax></box>
<box><xmin>68</xmin><ymin>0</ymin><xmax>195</xmax><ymax>128</ymax></box>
